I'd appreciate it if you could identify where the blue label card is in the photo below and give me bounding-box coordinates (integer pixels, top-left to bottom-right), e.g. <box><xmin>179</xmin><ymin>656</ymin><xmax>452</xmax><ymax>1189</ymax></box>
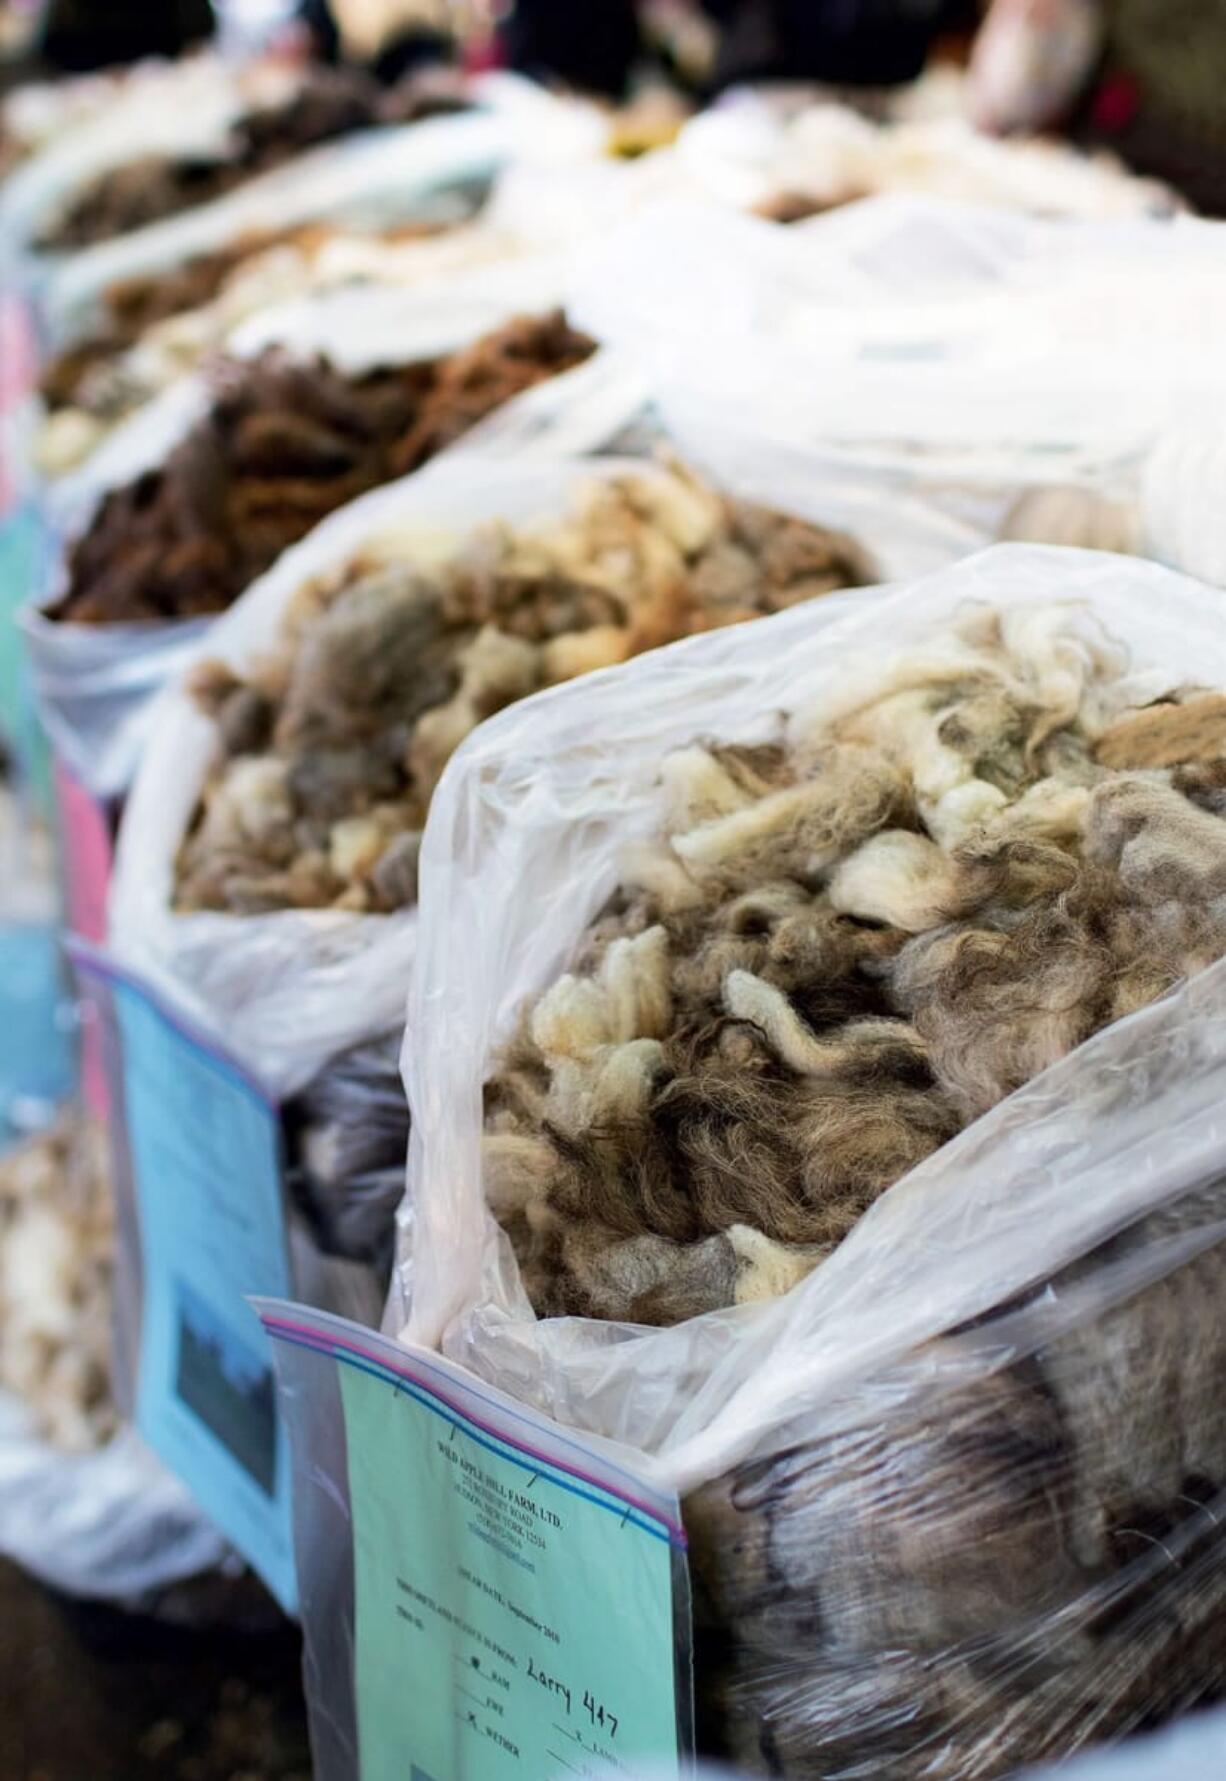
<box><xmin>72</xmin><ymin>945</ymin><xmax>297</xmax><ymax>1612</ymax></box>
<box><xmin>263</xmin><ymin>1306</ymin><xmax>693</xmax><ymax>1781</ymax></box>
<box><xmin>0</xmin><ymin>921</ymin><xmax>74</xmax><ymax>1147</ymax></box>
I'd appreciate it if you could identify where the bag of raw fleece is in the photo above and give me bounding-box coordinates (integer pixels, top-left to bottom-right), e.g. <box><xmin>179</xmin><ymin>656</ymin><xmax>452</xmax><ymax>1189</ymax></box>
<box><xmin>377</xmin><ymin>542</ymin><xmax>1226</xmax><ymax>1779</ymax></box>
<box><xmin>29</xmin><ymin>74</ymin><xmax>608</xmax><ymax>480</ymax></box>
<box><xmin>0</xmin><ymin>52</ymin><xmax>283</xmax><ymax>263</ymax></box>
<box><xmin>109</xmin><ymin>444</ymin><xmax>901</xmax><ymax>1297</ymax></box>
<box><xmin>0</xmin><ymin>56</ymin><xmax>498</xmax><ymax>275</ymax></box>
<box><xmin>23</xmin><ymin>71</ymin><xmax>602</xmax><ymax>358</ymax></box>
<box><xmin>22</xmin><ymin>263</ymin><xmax>607</xmax><ymax>807</ymax></box>
<box><xmin>569</xmin><ymin>193</ymin><xmax>1226</xmax><ymax>554</ymax></box>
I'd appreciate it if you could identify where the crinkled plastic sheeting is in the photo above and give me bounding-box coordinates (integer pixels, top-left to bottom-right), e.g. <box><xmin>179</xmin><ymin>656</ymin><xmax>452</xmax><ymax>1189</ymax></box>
<box><xmin>351</xmin><ymin>543</ymin><xmax>1226</xmax><ymax>1778</ymax></box>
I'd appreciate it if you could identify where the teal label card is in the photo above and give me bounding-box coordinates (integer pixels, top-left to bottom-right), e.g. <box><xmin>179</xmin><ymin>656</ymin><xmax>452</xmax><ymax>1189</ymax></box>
<box><xmin>72</xmin><ymin>945</ymin><xmax>297</xmax><ymax>1612</ymax></box>
<box><xmin>265</xmin><ymin>1310</ymin><xmax>691</xmax><ymax>1781</ymax></box>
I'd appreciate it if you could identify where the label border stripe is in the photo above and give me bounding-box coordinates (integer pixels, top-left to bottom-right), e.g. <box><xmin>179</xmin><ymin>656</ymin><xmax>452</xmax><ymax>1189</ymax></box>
<box><xmin>265</xmin><ymin>1318</ymin><xmax>687</xmax><ymax>1547</ymax></box>
<box><xmin>263</xmin><ymin>1311</ymin><xmax>682</xmax><ymax>1520</ymax></box>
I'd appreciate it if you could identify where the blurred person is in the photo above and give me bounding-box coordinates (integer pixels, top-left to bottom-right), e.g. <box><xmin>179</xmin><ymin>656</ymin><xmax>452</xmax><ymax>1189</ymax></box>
<box><xmin>298</xmin><ymin>0</ymin><xmax>469</xmax><ymax>77</ymax></box>
<box><xmin>705</xmin><ymin>0</ymin><xmax>974</xmax><ymax>89</ymax></box>
<box><xmin>39</xmin><ymin>0</ymin><xmax>214</xmax><ymax>70</ymax></box>
<box><xmin>969</xmin><ymin>0</ymin><xmax>1226</xmax><ymax>213</ymax></box>
<box><xmin>501</xmin><ymin>0</ymin><xmax>973</xmax><ymax>98</ymax></box>
<box><xmin>503</xmin><ymin>0</ymin><xmax>642</xmax><ymax>95</ymax></box>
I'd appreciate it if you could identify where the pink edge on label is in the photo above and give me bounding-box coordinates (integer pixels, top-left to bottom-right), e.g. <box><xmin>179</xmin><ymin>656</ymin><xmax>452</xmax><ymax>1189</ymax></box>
<box><xmin>55</xmin><ymin>758</ymin><xmax>114</xmax><ymax>945</ymax></box>
<box><xmin>55</xmin><ymin>760</ymin><xmax>115</xmax><ymax>1117</ymax></box>
<box><xmin>0</xmin><ymin>293</ymin><xmax>38</xmax><ymax>413</ymax></box>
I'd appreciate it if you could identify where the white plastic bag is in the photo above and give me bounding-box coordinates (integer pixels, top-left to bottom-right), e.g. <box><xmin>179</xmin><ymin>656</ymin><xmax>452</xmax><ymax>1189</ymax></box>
<box><xmin>108</xmin><ymin>455</ymin><xmax>633</xmax><ymax>1099</ymax></box>
<box><xmin>0</xmin><ymin>58</ymin><xmax>208</xmax><ymax>176</ymax></box>
<box><xmin>0</xmin><ymin>1394</ymin><xmax>230</xmax><ymax>1601</ymax></box>
<box><xmin>569</xmin><ymin>195</ymin><xmax>1226</xmax><ymax>537</ymax></box>
<box><xmin>22</xmin><ymin>375</ymin><xmax>214</xmax><ymax>801</ymax></box>
<box><xmin>0</xmin><ymin>1109</ymin><xmax>231</xmax><ymax>1603</ymax></box>
<box><xmin>23</xmin><ymin>264</ymin><xmax>624</xmax><ymax>807</ymax></box>
<box><xmin>1140</xmin><ymin>421</ymin><xmax>1226</xmax><ymax>590</ymax></box>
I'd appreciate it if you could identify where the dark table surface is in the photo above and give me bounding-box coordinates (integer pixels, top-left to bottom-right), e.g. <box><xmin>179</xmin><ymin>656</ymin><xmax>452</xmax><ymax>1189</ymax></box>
<box><xmin>0</xmin><ymin>1559</ymin><xmax>312</xmax><ymax>1781</ymax></box>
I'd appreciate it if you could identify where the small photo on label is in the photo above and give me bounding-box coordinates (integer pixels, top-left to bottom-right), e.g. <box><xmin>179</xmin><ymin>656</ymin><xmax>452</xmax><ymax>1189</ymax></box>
<box><xmin>174</xmin><ymin>1278</ymin><xmax>279</xmax><ymax>1498</ymax></box>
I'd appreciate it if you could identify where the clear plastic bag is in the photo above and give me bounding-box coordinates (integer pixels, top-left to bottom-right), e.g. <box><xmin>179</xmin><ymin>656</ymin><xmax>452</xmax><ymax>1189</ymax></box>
<box><xmin>382</xmin><ymin>542</ymin><xmax>1226</xmax><ymax>1777</ymax></box>
<box><xmin>22</xmin><ymin>372</ymin><xmax>214</xmax><ymax>803</ymax></box>
<box><xmin>284</xmin><ymin>1026</ymin><xmax>408</xmax><ymax>1275</ymax></box>
<box><xmin>0</xmin><ymin>58</ymin><xmax>210</xmax><ymax>179</ymax></box>
<box><xmin>0</xmin><ymin>52</ymin><xmax>267</xmax><ymax>264</ymax></box>
<box><xmin>1140</xmin><ymin>421</ymin><xmax>1226</xmax><ymax>591</ymax></box>
<box><xmin>0</xmin><ymin>62</ymin><xmax>581</xmax><ymax>303</ymax></box>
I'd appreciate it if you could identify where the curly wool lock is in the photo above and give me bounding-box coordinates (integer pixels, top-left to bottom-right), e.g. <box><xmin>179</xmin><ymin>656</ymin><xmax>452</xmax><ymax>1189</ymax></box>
<box><xmin>484</xmin><ymin>604</ymin><xmax>1226</xmax><ymax>1327</ymax></box>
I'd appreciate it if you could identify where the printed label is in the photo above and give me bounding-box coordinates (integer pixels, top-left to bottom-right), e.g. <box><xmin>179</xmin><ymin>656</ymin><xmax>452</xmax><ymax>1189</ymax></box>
<box><xmin>71</xmin><ymin>945</ymin><xmax>297</xmax><ymax>1611</ymax></box>
<box><xmin>264</xmin><ymin>1309</ymin><xmax>691</xmax><ymax>1781</ymax></box>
